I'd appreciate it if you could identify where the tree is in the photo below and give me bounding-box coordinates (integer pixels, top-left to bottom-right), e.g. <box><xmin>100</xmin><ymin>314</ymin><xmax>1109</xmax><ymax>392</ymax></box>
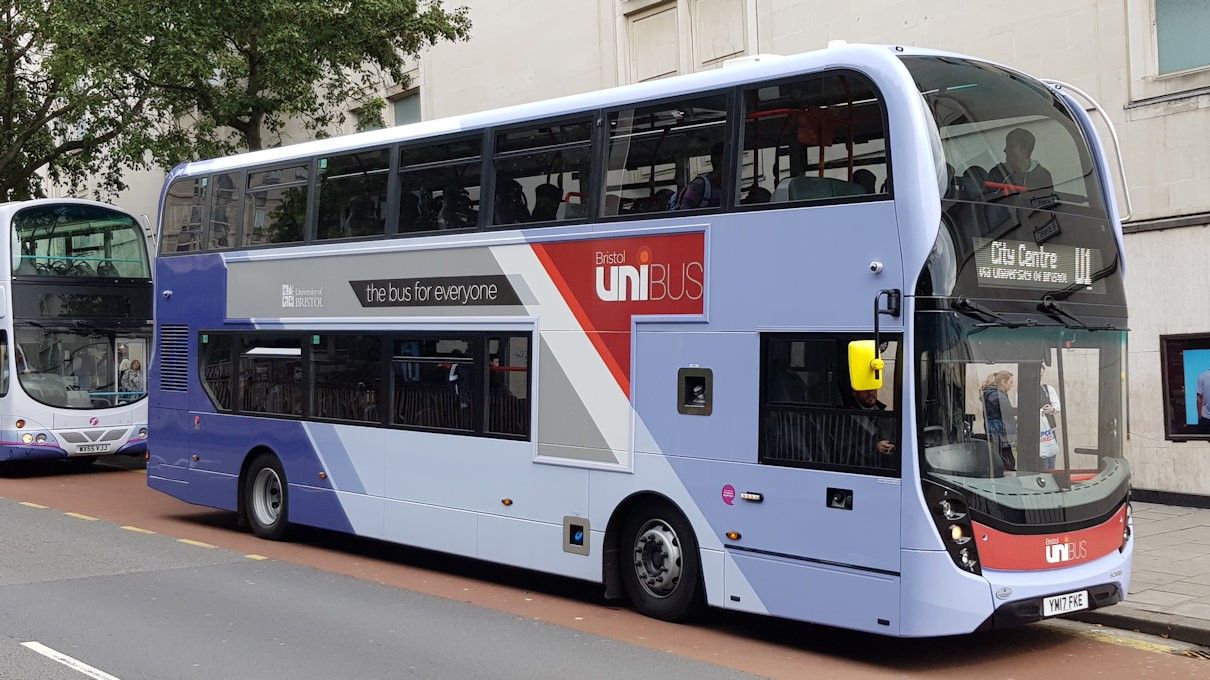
<box><xmin>0</xmin><ymin>0</ymin><xmax>471</xmax><ymax>201</ymax></box>
<box><xmin>133</xmin><ymin>1</ymin><xmax>472</xmax><ymax>153</ymax></box>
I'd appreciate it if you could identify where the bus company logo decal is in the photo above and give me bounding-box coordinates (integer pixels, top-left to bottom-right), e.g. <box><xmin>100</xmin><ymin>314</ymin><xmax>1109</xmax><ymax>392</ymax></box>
<box><xmin>281</xmin><ymin>283</ymin><xmax>324</xmax><ymax>309</ymax></box>
<box><xmin>88</xmin><ymin>417</ymin><xmax>99</xmax><ymax>426</ymax></box>
<box><xmin>593</xmin><ymin>245</ymin><xmax>704</xmax><ymax>303</ymax></box>
<box><xmin>1044</xmin><ymin>537</ymin><xmax>1089</xmax><ymax>564</ymax></box>
<box><xmin>531</xmin><ymin>232</ymin><xmax>705</xmax><ymax>398</ymax></box>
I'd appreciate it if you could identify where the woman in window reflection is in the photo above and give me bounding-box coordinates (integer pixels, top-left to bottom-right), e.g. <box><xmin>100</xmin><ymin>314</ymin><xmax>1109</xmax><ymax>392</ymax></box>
<box><xmin>981</xmin><ymin>371</ymin><xmax>1017</xmax><ymax>472</ymax></box>
<box><xmin>120</xmin><ymin>359</ymin><xmax>144</xmax><ymax>395</ymax></box>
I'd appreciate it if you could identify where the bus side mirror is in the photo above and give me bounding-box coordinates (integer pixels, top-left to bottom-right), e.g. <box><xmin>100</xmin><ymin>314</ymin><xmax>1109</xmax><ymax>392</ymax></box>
<box><xmin>848</xmin><ymin>340</ymin><xmax>884</xmax><ymax>391</ymax></box>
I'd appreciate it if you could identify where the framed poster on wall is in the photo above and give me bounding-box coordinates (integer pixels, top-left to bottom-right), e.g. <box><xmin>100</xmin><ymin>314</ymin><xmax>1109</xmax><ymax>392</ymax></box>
<box><xmin>1161</xmin><ymin>333</ymin><xmax>1210</xmax><ymax>440</ymax></box>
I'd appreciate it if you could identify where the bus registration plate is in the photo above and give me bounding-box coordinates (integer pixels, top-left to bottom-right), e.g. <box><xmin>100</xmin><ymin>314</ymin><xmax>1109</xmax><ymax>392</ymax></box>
<box><xmin>1043</xmin><ymin>590</ymin><xmax>1088</xmax><ymax>617</ymax></box>
<box><xmin>77</xmin><ymin>444</ymin><xmax>110</xmax><ymax>454</ymax></box>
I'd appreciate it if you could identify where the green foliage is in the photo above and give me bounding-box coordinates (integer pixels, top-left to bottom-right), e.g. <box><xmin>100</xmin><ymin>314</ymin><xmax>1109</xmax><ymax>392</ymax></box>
<box><xmin>0</xmin><ymin>0</ymin><xmax>470</xmax><ymax>201</ymax></box>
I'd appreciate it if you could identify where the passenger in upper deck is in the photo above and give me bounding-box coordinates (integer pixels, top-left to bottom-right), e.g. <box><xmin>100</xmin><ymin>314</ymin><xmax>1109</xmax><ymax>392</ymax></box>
<box><xmin>673</xmin><ymin>143</ymin><xmax>725</xmax><ymax>210</ymax></box>
<box><xmin>987</xmin><ymin>128</ymin><xmax>1054</xmax><ymax>194</ymax></box>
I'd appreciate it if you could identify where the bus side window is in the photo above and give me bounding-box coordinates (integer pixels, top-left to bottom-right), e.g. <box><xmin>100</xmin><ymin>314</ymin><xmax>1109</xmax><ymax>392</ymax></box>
<box><xmin>603</xmin><ymin>94</ymin><xmax>730</xmax><ymax>217</ymax></box>
<box><xmin>0</xmin><ymin>331</ymin><xmax>8</xmax><ymax>397</ymax></box>
<box><xmin>161</xmin><ymin>177</ymin><xmax>207</xmax><ymax>254</ymax></box>
<box><xmin>398</xmin><ymin>135</ymin><xmax>483</xmax><ymax>234</ymax></box>
<box><xmin>741</xmin><ymin>72</ymin><xmax>889</xmax><ymax>206</ymax></box>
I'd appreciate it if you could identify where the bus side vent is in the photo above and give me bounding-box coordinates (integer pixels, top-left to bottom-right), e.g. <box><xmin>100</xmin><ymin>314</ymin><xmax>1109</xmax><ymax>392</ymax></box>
<box><xmin>158</xmin><ymin>325</ymin><xmax>190</xmax><ymax>393</ymax></box>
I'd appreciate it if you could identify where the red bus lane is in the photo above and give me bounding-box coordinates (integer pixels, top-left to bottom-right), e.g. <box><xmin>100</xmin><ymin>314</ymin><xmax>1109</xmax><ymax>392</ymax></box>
<box><xmin>0</xmin><ymin>462</ymin><xmax>1203</xmax><ymax>679</ymax></box>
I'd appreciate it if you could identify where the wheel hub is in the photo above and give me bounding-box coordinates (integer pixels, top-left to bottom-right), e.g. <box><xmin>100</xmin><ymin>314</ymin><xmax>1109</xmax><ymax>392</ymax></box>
<box><xmin>251</xmin><ymin>468</ymin><xmax>282</xmax><ymax>526</ymax></box>
<box><xmin>632</xmin><ymin>519</ymin><xmax>683</xmax><ymax>599</ymax></box>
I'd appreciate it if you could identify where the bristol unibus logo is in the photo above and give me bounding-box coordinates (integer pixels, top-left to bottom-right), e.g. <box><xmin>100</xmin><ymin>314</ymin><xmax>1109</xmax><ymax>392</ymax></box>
<box><xmin>1044</xmin><ymin>538</ymin><xmax>1089</xmax><ymax>564</ymax></box>
<box><xmin>281</xmin><ymin>283</ymin><xmax>325</xmax><ymax>309</ymax></box>
<box><xmin>594</xmin><ymin>246</ymin><xmax>703</xmax><ymax>303</ymax></box>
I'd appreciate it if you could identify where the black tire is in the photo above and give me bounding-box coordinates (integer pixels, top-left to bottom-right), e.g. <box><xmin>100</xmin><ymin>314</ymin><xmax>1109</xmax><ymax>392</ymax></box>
<box><xmin>243</xmin><ymin>453</ymin><xmax>290</xmax><ymax>540</ymax></box>
<box><xmin>619</xmin><ymin>500</ymin><xmax>705</xmax><ymax>622</ymax></box>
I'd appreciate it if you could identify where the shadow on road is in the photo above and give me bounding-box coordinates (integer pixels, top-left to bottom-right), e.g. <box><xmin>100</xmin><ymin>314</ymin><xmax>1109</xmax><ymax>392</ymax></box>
<box><xmin>0</xmin><ymin>455</ymin><xmax>146</xmax><ymax>479</ymax></box>
<box><xmin>157</xmin><ymin>504</ymin><xmax>1074</xmax><ymax>673</ymax></box>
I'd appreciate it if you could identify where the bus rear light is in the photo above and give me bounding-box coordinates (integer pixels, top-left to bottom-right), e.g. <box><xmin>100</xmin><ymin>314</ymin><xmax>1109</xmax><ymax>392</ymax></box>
<box><xmin>34</xmin><ymin>434</ymin><xmax>46</xmax><ymax>444</ymax></box>
<box><xmin>15</xmin><ymin>419</ymin><xmax>24</xmax><ymax>429</ymax></box>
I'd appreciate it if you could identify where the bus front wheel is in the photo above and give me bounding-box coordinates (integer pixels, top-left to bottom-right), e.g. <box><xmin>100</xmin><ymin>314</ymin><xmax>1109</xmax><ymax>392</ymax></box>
<box><xmin>244</xmin><ymin>454</ymin><xmax>290</xmax><ymax>540</ymax></box>
<box><xmin>620</xmin><ymin>501</ymin><xmax>704</xmax><ymax>622</ymax></box>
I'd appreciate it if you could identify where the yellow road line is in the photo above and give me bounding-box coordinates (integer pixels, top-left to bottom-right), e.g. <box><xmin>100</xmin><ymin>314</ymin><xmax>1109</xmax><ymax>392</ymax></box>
<box><xmin>177</xmin><ymin>538</ymin><xmax>216</xmax><ymax>549</ymax></box>
<box><xmin>121</xmin><ymin>526</ymin><xmax>156</xmax><ymax>535</ymax></box>
<box><xmin>1074</xmin><ymin>627</ymin><xmax>1199</xmax><ymax>657</ymax></box>
<box><xmin>245</xmin><ymin>554</ymin><xmax>268</xmax><ymax>561</ymax></box>
<box><xmin>18</xmin><ymin>502</ymin><xmax>48</xmax><ymax>509</ymax></box>
<box><xmin>63</xmin><ymin>512</ymin><xmax>98</xmax><ymax>521</ymax></box>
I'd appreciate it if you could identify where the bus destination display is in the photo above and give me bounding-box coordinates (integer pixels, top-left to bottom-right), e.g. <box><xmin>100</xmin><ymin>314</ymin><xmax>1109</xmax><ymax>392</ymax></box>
<box><xmin>973</xmin><ymin>239</ymin><xmax>1100</xmax><ymax>291</ymax></box>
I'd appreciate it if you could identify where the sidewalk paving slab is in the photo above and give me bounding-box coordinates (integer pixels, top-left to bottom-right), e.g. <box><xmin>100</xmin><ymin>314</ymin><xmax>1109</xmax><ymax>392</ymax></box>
<box><xmin>1070</xmin><ymin>502</ymin><xmax>1210</xmax><ymax>647</ymax></box>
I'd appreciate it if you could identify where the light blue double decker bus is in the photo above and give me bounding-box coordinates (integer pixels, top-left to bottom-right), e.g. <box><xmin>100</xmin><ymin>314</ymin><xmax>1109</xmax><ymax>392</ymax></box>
<box><xmin>148</xmin><ymin>44</ymin><xmax>1131</xmax><ymax>636</ymax></box>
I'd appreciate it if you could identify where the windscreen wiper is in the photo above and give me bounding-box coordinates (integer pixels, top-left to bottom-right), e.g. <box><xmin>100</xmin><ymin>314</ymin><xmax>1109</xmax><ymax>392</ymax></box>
<box><xmin>954</xmin><ymin>297</ymin><xmax>1022</xmax><ymax>328</ymax></box>
<box><xmin>1037</xmin><ymin>297</ymin><xmax>1111</xmax><ymax>330</ymax></box>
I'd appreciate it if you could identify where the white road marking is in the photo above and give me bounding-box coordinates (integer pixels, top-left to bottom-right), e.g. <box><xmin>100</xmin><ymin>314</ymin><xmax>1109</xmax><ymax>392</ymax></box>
<box><xmin>20</xmin><ymin>641</ymin><xmax>122</xmax><ymax>680</ymax></box>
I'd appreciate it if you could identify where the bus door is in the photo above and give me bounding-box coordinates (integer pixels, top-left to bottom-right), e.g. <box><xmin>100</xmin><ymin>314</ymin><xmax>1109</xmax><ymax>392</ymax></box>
<box><xmin>721</xmin><ymin>333</ymin><xmax>903</xmax><ymax>628</ymax></box>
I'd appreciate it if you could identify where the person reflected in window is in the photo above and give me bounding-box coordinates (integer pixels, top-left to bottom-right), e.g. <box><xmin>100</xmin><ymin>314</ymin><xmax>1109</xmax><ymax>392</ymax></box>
<box><xmin>1197</xmin><ymin>367</ymin><xmax>1210</xmax><ymax>431</ymax></box>
<box><xmin>988</xmin><ymin>128</ymin><xmax>1053</xmax><ymax>193</ymax></box>
<box><xmin>673</xmin><ymin>142</ymin><xmax>725</xmax><ymax>210</ymax></box>
<box><xmin>530</xmin><ymin>183</ymin><xmax>562</xmax><ymax>222</ymax></box>
<box><xmin>981</xmin><ymin>370</ymin><xmax>1018</xmax><ymax>472</ymax></box>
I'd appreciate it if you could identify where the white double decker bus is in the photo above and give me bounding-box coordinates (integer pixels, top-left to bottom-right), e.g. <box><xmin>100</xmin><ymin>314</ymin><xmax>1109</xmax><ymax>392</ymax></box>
<box><xmin>0</xmin><ymin>199</ymin><xmax>151</xmax><ymax>463</ymax></box>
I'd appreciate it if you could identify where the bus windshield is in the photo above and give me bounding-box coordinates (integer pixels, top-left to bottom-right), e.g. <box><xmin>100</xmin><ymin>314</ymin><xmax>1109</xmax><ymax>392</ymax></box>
<box><xmin>12</xmin><ymin>204</ymin><xmax>150</xmax><ymax>279</ymax></box>
<box><xmin>903</xmin><ymin>56</ymin><xmax>1123</xmax><ymax>307</ymax></box>
<box><xmin>916</xmin><ymin>313</ymin><xmax>1128</xmax><ymax>528</ymax></box>
<box><xmin>16</xmin><ymin>325</ymin><xmax>149</xmax><ymax>409</ymax></box>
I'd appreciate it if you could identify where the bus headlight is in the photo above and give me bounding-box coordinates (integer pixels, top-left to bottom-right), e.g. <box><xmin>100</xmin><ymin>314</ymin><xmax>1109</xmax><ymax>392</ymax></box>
<box><xmin>21</xmin><ymin>433</ymin><xmax>33</xmax><ymax>444</ymax></box>
<box><xmin>925</xmin><ymin>481</ymin><xmax>981</xmax><ymax>575</ymax></box>
<box><xmin>34</xmin><ymin>434</ymin><xmax>46</xmax><ymax>444</ymax></box>
<box><xmin>138</xmin><ymin>428</ymin><xmax>148</xmax><ymax>439</ymax></box>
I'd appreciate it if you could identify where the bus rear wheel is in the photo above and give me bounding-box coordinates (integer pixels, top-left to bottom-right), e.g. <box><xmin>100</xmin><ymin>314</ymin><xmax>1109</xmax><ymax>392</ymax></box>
<box><xmin>620</xmin><ymin>501</ymin><xmax>704</xmax><ymax>622</ymax></box>
<box><xmin>244</xmin><ymin>454</ymin><xmax>290</xmax><ymax>540</ymax></box>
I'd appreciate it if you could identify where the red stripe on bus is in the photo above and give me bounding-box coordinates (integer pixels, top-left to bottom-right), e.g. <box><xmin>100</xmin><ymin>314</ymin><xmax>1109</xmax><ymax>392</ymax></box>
<box><xmin>972</xmin><ymin>504</ymin><xmax>1127</xmax><ymax>571</ymax></box>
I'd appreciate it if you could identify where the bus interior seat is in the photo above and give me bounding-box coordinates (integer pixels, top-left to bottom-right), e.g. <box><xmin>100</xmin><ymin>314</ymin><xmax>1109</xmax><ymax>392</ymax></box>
<box><xmin>96</xmin><ymin>260</ymin><xmax>119</xmax><ymax>277</ymax></box>
<box><xmin>556</xmin><ymin>202</ymin><xmax>587</xmax><ymax>220</ymax></box>
<box><xmin>785</xmin><ymin>176</ymin><xmax>866</xmax><ymax>201</ymax></box>
<box><xmin>771</xmin><ymin>176</ymin><xmax>865</xmax><ymax>202</ymax></box>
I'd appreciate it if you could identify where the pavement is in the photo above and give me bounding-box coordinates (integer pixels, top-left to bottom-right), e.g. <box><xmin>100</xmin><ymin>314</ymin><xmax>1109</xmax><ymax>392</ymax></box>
<box><xmin>1074</xmin><ymin>501</ymin><xmax>1210</xmax><ymax>647</ymax></box>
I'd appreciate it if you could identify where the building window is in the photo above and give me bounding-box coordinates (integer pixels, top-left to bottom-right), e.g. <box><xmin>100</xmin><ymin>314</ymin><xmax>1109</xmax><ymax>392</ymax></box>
<box><xmin>1156</xmin><ymin>0</ymin><xmax>1210</xmax><ymax>75</ymax></box>
<box><xmin>393</xmin><ymin>94</ymin><xmax>421</xmax><ymax>125</ymax></box>
<box><xmin>760</xmin><ymin>334</ymin><xmax>900</xmax><ymax>475</ymax></box>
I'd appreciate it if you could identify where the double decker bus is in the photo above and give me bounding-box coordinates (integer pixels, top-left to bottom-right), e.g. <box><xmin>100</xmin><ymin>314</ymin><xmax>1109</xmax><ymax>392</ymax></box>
<box><xmin>148</xmin><ymin>43</ymin><xmax>1131</xmax><ymax>636</ymax></box>
<box><xmin>1</xmin><ymin>199</ymin><xmax>151</xmax><ymax>463</ymax></box>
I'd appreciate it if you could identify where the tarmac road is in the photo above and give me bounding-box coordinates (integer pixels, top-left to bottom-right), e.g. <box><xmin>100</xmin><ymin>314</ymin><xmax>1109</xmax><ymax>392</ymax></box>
<box><xmin>0</xmin><ymin>457</ymin><xmax>1205</xmax><ymax>679</ymax></box>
